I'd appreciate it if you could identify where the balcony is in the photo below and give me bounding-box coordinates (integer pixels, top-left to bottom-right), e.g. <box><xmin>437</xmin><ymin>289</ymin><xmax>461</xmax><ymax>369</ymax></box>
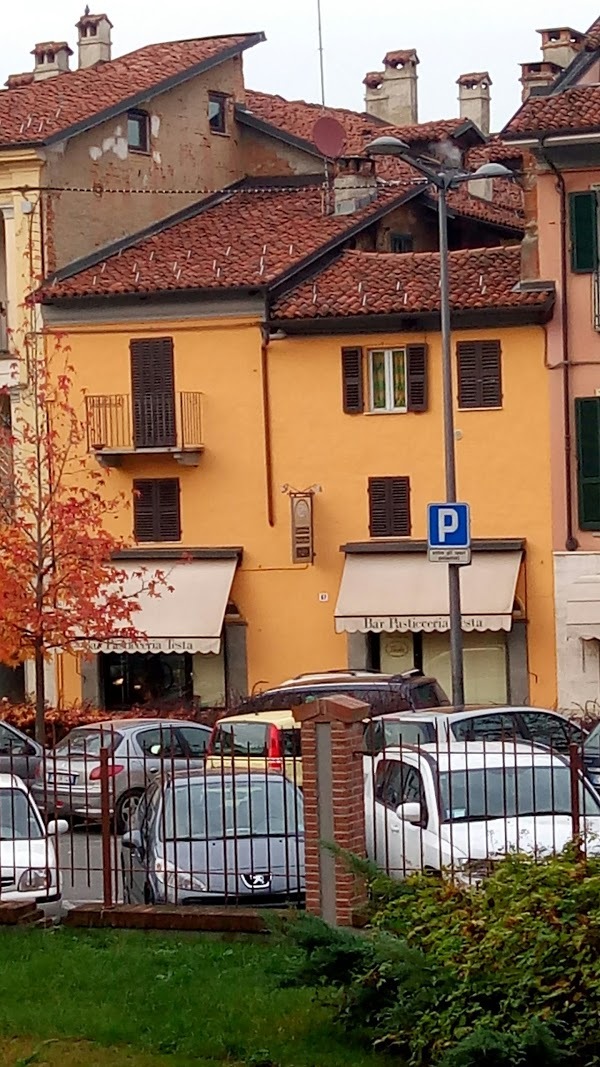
<box><xmin>86</xmin><ymin>392</ymin><xmax>204</xmax><ymax>467</ymax></box>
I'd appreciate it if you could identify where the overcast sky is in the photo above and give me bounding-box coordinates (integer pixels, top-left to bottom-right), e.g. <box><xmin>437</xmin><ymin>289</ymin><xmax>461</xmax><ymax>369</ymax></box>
<box><xmin>2</xmin><ymin>2</ymin><xmax>599</xmax><ymax>130</ymax></box>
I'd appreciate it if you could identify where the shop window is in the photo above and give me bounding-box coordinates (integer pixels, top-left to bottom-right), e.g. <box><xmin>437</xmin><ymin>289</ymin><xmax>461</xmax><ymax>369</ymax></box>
<box><xmin>101</xmin><ymin>652</ymin><xmax>193</xmax><ymax>710</ymax></box>
<box><xmin>208</xmin><ymin>92</ymin><xmax>227</xmax><ymax>134</ymax></box>
<box><xmin>127</xmin><ymin>109</ymin><xmax>150</xmax><ymax>153</ymax></box>
<box><xmin>422</xmin><ymin>631</ymin><xmax>508</xmax><ymax>705</ymax></box>
<box><xmin>457</xmin><ymin>340</ymin><xmax>502</xmax><ymax>409</ymax></box>
<box><xmin>575</xmin><ymin>397</ymin><xmax>600</xmax><ymax>530</ymax></box>
<box><xmin>368</xmin><ymin>476</ymin><xmax>411</xmax><ymax>538</ymax></box>
<box><xmin>133</xmin><ymin>478</ymin><xmax>181</xmax><ymax>542</ymax></box>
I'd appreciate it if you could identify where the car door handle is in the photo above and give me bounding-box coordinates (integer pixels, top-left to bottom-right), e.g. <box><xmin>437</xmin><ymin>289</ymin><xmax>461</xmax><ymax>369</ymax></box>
<box><xmin>390</xmin><ymin>825</ymin><xmax>401</xmax><ymax>834</ymax></box>
<box><xmin>148</xmin><ymin>765</ymin><xmax>160</xmax><ymax>775</ymax></box>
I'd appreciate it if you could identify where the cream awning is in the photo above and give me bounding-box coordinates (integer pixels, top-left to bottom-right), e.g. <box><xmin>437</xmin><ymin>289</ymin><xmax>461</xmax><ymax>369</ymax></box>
<box><xmin>335</xmin><ymin>551</ymin><xmax>522</xmax><ymax>634</ymax></box>
<box><xmin>567</xmin><ymin>575</ymin><xmax>600</xmax><ymax>640</ymax></box>
<box><xmin>86</xmin><ymin>558</ymin><xmax>237</xmax><ymax>655</ymax></box>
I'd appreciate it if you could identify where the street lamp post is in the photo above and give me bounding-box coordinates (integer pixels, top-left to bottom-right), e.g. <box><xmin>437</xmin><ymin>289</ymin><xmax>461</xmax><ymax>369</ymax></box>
<box><xmin>364</xmin><ymin>137</ymin><xmax>513</xmax><ymax>706</ymax></box>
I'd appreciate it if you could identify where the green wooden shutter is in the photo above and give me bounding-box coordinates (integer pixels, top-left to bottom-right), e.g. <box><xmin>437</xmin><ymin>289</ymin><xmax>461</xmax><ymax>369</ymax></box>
<box><xmin>569</xmin><ymin>192</ymin><xmax>598</xmax><ymax>274</ymax></box>
<box><xmin>368</xmin><ymin>476</ymin><xmax>411</xmax><ymax>537</ymax></box>
<box><xmin>133</xmin><ymin>478</ymin><xmax>181</xmax><ymax>541</ymax></box>
<box><xmin>576</xmin><ymin>398</ymin><xmax>600</xmax><ymax>529</ymax></box>
<box><xmin>133</xmin><ymin>479</ymin><xmax>156</xmax><ymax>542</ymax></box>
<box><xmin>157</xmin><ymin>478</ymin><xmax>181</xmax><ymax>541</ymax></box>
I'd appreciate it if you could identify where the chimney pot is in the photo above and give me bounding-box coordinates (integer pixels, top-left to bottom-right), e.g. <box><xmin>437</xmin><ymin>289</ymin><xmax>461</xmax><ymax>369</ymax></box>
<box><xmin>520</xmin><ymin>59</ymin><xmax>563</xmax><ymax>101</ymax></box>
<box><xmin>536</xmin><ymin>26</ymin><xmax>585</xmax><ymax>69</ymax></box>
<box><xmin>333</xmin><ymin>157</ymin><xmax>377</xmax><ymax>215</ymax></box>
<box><xmin>457</xmin><ymin>71</ymin><xmax>492</xmax><ymax>135</ymax></box>
<box><xmin>364</xmin><ymin>48</ymin><xmax>419</xmax><ymax>126</ymax></box>
<box><xmin>76</xmin><ymin>11</ymin><xmax>113</xmax><ymax>68</ymax></box>
<box><xmin>31</xmin><ymin>41</ymin><xmax>72</xmax><ymax>81</ymax></box>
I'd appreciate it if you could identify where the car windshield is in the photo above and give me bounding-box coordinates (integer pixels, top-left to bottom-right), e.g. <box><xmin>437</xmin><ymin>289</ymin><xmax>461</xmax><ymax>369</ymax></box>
<box><xmin>210</xmin><ymin>723</ymin><xmax>269</xmax><ymax>757</ymax></box>
<box><xmin>410</xmin><ymin>682</ymin><xmax>450</xmax><ymax>708</ymax></box>
<box><xmin>439</xmin><ymin>765</ymin><xmax>600</xmax><ymax>822</ymax></box>
<box><xmin>0</xmin><ymin>788</ymin><xmax>43</xmax><ymax>840</ymax></box>
<box><xmin>162</xmin><ymin>778</ymin><xmax>304</xmax><ymax>839</ymax></box>
<box><xmin>55</xmin><ymin>728</ymin><xmax>122</xmax><ymax>758</ymax></box>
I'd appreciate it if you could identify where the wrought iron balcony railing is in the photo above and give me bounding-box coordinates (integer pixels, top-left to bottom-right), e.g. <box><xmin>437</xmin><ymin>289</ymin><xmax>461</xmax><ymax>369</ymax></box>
<box><xmin>85</xmin><ymin>391</ymin><xmax>204</xmax><ymax>467</ymax></box>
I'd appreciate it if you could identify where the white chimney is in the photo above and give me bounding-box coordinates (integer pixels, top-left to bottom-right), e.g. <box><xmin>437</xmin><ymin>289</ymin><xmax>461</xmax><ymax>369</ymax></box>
<box><xmin>537</xmin><ymin>26</ymin><xmax>585</xmax><ymax>70</ymax></box>
<box><xmin>76</xmin><ymin>9</ymin><xmax>113</xmax><ymax>68</ymax></box>
<box><xmin>364</xmin><ymin>49</ymin><xmax>419</xmax><ymax>127</ymax></box>
<box><xmin>520</xmin><ymin>60</ymin><xmax>563</xmax><ymax>101</ymax></box>
<box><xmin>31</xmin><ymin>42</ymin><xmax>72</xmax><ymax>81</ymax></box>
<box><xmin>457</xmin><ymin>72</ymin><xmax>491</xmax><ymax>135</ymax></box>
<box><xmin>333</xmin><ymin>157</ymin><xmax>377</xmax><ymax>216</ymax></box>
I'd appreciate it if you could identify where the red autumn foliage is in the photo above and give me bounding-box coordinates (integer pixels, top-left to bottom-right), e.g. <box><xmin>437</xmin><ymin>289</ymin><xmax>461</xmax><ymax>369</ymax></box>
<box><xmin>1</xmin><ymin>700</ymin><xmax>222</xmax><ymax>747</ymax></box>
<box><xmin>0</xmin><ymin>337</ymin><xmax>170</xmax><ymax>740</ymax></box>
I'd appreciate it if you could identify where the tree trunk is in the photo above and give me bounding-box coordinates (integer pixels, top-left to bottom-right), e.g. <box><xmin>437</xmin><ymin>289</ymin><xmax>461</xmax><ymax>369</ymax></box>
<box><xmin>34</xmin><ymin>640</ymin><xmax>45</xmax><ymax>744</ymax></box>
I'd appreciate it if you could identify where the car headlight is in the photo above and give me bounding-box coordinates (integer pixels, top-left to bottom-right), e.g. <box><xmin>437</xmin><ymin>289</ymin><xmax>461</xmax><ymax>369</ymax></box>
<box><xmin>154</xmin><ymin>858</ymin><xmax>207</xmax><ymax>893</ymax></box>
<box><xmin>18</xmin><ymin>868</ymin><xmax>51</xmax><ymax>892</ymax></box>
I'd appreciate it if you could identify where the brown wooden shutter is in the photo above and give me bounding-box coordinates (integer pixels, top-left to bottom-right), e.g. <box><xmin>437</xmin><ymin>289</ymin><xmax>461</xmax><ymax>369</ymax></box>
<box><xmin>406</xmin><ymin>344</ymin><xmax>428</xmax><ymax>412</ymax></box>
<box><xmin>368</xmin><ymin>477</ymin><xmax>411</xmax><ymax>537</ymax></box>
<box><xmin>341</xmin><ymin>347</ymin><xmax>364</xmax><ymax>413</ymax></box>
<box><xmin>130</xmin><ymin>338</ymin><xmax>176</xmax><ymax>447</ymax></box>
<box><xmin>133</xmin><ymin>478</ymin><xmax>180</xmax><ymax>542</ymax></box>
<box><xmin>457</xmin><ymin>340</ymin><xmax>502</xmax><ymax>409</ymax></box>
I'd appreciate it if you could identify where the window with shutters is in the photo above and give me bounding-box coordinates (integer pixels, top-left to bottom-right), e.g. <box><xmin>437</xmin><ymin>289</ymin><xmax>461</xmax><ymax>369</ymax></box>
<box><xmin>368</xmin><ymin>477</ymin><xmax>411</xmax><ymax>538</ymax></box>
<box><xmin>457</xmin><ymin>340</ymin><xmax>502</xmax><ymax>409</ymax></box>
<box><xmin>130</xmin><ymin>338</ymin><xmax>176</xmax><ymax>448</ymax></box>
<box><xmin>133</xmin><ymin>478</ymin><xmax>181</xmax><ymax>542</ymax></box>
<box><xmin>576</xmin><ymin>397</ymin><xmax>600</xmax><ymax>530</ymax></box>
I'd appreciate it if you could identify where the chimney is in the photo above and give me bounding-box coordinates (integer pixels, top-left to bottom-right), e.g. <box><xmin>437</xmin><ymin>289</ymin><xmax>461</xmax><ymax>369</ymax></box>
<box><xmin>76</xmin><ymin>9</ymin><xmax>113</xmax><ymax>68</ymax></box>
<box><xmin>457</xmin><ymin>72</ymin><xmax>491</xmax><ymax>135</ymax></box>
<box><xmin>5</xmin><ymin>72</ymin><xmax>35</xmax><ymax>89</ymax></box>
<box><xmin>364</xmin><ymin>49</ymin><xmax>419</xmax><ymax>126</ymax></box>
<box><xmin>31</xmin><ymin>42</ymin><xmax>72</xmax><ymax>81</ymax></box>
<box><xmin>520</xmin><ymin>60</ymin><xmax>563</xmax><ymax>101</ymax></box>
<box><xmin>333</xmin><ymin>157</ymin><xmax>377</xmax><ymax>216</ymax></box>
<box><xmin>537</xmin><ymin>26</ymin><xmax>585</xmax><ymax>70</ymax></box>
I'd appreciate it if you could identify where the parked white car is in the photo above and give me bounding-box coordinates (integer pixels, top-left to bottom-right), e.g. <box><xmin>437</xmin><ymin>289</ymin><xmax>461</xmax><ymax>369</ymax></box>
<box><xmin>0</xmin><ymin>774</ymin><xmax>67</xmax><ymax>915</ymax></box>
<box><xmin>364</xmin><ymin>742</ymin><xmax>600</xmax><ymax>881</ymax></box>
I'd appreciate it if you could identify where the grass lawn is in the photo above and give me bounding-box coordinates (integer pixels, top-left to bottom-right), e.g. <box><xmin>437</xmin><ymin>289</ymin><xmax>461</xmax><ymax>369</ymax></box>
<box><xmin>0</xmin><ymin>928</ymin><xmax>381</xmax><ymax>1067</ymax></box>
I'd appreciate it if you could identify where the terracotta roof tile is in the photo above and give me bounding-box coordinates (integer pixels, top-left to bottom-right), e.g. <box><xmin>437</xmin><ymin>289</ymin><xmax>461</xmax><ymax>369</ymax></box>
<box><xmin>586</xmin><ymin>16</ymin><xmax>600</xmax><ymax>49</ymax></box>
<box><xmin>0</xmin><ymin>33</ymin><xmax>261</xmax><ymax>146</ymax></box>
<box><xmin>466</xmin><ymin>138</ymin><xmax>525</xmax><ymax>168</ymax></box>
<box><xmin>272</xmin><ymin>246</ymin><xmax>551</xmax><ymax>321</ymax></box>
<box><xmin>43</xmin><ymin>181</ymin><xmax>411</xmax><ymax>300</ymax></box>
<box><xmin>503</xmin><ymin>84</ymin><xmax>600</xmax><ymax>137</ymax></box>
<box><xmin>242</xmin><ymin>89</ymin><xmax>474</xmax><ymax>156</ymax></box>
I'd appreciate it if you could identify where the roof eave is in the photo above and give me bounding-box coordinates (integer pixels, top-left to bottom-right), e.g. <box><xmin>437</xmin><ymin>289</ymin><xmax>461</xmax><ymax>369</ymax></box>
<box><xmin>41</xmin><ymin>282</ymin><xmax>269</xmax><ymax>309</ymax></box>
<box><xmin>269</xmin><ymin>297</ymin><xmax>556</xmax><ymax>335</ymax></box>
<box><xmin>38</xmin><ymin>32</ymin><xmax>266</xmax><ymax>149</ymax></box>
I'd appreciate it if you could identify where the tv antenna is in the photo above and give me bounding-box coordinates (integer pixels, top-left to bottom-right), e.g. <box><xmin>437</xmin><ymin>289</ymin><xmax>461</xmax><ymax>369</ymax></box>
<box><xmin>317</xmin><ymin>0</ymin><xmax>326</xmax><ymax>107</ymax></box>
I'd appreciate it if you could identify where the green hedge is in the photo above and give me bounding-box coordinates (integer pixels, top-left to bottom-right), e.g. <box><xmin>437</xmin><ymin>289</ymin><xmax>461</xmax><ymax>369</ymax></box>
<box><xmin>281</xmin><ymin>847</ymin><xmax>600</xmax><ymax>1066</ymax></box>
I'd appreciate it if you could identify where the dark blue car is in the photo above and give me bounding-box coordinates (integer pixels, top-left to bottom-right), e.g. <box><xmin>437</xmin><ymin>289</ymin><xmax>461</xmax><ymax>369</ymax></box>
<box><xmin>121</xmin><ymin>769</ymin><xmax>304</xmax><ymax>907</ymax></box>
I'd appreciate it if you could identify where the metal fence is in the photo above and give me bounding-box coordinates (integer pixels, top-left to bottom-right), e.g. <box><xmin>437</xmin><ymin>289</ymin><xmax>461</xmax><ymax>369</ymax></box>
<box><xmin>0</xmin><ymin>722</ymin><xmax>598</xmax><ymax>916</ymax></box>
<box><xmin>85</xmin><ymin>392</ymin><xmax>203</xmax><ymax>453</ymax></box>
<box><xmin>0</xmin><ymin>726</ymin><xmax>304</xmax><ymax>911</ymax></box>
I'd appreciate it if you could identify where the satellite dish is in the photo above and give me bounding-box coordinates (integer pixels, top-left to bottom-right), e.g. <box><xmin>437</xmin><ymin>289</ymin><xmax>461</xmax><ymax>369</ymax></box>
<box><xmin>312</xmin><ymin>116</ymin><xmax>346</xmax><ymax>158</ymax></box>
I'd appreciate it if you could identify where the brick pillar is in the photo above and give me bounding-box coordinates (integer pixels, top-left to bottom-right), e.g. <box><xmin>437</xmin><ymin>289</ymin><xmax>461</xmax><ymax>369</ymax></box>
<box><xmin>293</xmin><ymin>695</ymin><xmax>368</xmax><ymax>926</ymax></box>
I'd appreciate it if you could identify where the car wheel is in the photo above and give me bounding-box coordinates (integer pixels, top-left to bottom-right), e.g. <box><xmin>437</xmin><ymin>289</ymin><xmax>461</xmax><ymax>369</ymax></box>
<box><xmin>115</xmin><ymin>789</ymin><xmax>143</xmax><ymax>835</ymax></box>
<box><xmin>121</xmin><ymin>860</ymin><xmax>131</xmax><ymax>904</ymax></box>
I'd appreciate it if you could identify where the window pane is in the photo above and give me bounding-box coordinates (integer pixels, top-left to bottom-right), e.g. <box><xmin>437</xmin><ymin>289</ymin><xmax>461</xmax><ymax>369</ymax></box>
<box><xmin>392</xmin><ymin>350</ymin><xmax>406</xmax><ymax>408</ymax></box>
<box><xmin>208</xmin><ymin>96</ymin><xmax>225</xmax><ymax>132</ymax></box>
<box><xmin>127</xmin><ymin>114</ymin><xmax>147</xmax><ymax>151</ymax></box>
<box><xmin>519</xmin><ymin>712</ymin><xmax>569</xmax><ymax>752</ymax></box>
<box><xmin>370</xmin><ymin>351</ymin><xmax>386</xmax><ymax>409</ymax></box>
<box><xmin>0</xmin><ymin>789</ymin><xmax>43</xmax><ymax>840</ymax></box>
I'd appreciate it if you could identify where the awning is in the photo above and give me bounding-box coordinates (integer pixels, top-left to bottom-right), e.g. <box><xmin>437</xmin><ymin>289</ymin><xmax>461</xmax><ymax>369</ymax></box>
<box><xmin>335</xmin><ymin>551</ymin><xmax>522</xmax><ymax>634</ymax></box>
<box><xmin>567</xmin><ymin>575</ymin><xmax>600</xmax><ymax>640</ymax></box>
<box><xmin>86</xmin><ymin>558</ymin><xmax>237</xmax><ymax>655</ymax></box>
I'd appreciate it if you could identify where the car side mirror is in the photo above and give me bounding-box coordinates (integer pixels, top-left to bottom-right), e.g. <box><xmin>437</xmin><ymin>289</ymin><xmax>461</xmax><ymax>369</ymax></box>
<box><xmin>47</xmin><ymin>819</ymin><xmax>69</xmax><ymax>836</ymax></box>
<box><xmin>121</xmin><ymin>829</ymin><xmax>143</xmax><ymax>852</ymax></box>
<box><xmin>395</xmin><ymin>801</ymin><xmax>422</xmax><ymax>825</ymax></box>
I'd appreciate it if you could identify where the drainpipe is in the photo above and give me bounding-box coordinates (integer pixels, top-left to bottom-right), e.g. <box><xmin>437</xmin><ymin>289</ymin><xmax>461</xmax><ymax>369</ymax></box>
<box><xmin>260</xmin><ymin>324</ymin><xmax>275</xmax><ymax>527</ymax></box>
<box><xmin>539</xmin><ymin>142</ymin><xmax>578</xmax><ymax>552</ymax></box>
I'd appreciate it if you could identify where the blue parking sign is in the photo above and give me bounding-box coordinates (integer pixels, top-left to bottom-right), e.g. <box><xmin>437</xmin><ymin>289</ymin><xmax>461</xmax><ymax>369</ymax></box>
<box><xmin>427</xmin><ymin>503</ymin><xmax>471</xmax><ymax>564</ymax></box>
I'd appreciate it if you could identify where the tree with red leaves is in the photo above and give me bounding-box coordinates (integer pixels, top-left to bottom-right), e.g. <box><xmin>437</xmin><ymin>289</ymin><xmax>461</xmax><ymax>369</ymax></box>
<box><xmin>0</xmin><ymin>338</ymin><xmax>168</xmax><ymax>742</ymax></box>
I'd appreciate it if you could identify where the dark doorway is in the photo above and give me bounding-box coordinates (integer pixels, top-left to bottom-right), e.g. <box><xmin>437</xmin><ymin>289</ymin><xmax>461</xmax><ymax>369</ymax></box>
<box><xmin>101</xmin><ymin>652</ymin><xmax>193</xmax><ymax>710</ymax></box>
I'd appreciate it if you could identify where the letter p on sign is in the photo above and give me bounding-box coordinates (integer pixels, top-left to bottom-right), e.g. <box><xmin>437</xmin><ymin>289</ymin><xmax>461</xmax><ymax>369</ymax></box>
<box><xmin>438</xmin><ymin>507</ymin><xmax>459</xmax><ymax>543</ymax></box>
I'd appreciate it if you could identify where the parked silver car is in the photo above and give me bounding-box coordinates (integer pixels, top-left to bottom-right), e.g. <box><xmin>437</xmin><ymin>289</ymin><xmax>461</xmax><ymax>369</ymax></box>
<box><xmin>0</xmin><ymin>721</ymin><xmax>44</xmax><ymax>787</ymax></box>
<box><xmin>121</xmin><ymin>769</ymin><xmax>305</xmax><ymax>906</ymax></box>
<box><xmin>33</xmin><ymin>718</ymin><xmax>211</xmax><ymax>833</ymax></box>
